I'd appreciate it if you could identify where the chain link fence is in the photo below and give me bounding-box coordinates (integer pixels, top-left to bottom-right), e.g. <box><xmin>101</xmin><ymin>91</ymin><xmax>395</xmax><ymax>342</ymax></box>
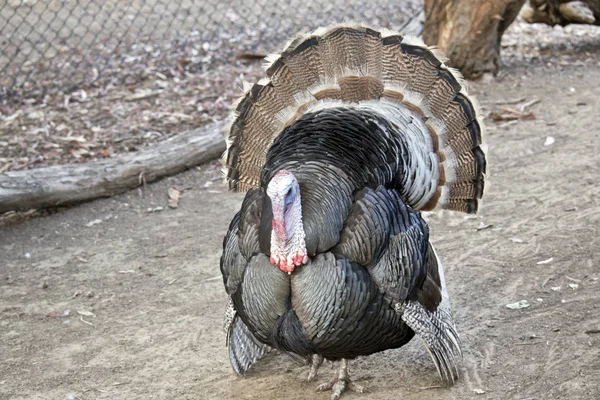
<box><xmin>0</xmin><ymin>0</ymin><xmax>421</xmax><ymax>101</ymax></box>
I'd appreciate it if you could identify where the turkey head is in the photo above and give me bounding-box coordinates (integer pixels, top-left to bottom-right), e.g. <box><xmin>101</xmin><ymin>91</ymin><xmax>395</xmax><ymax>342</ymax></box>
<box><xmin>266</xmin><ymin>170</ymin><xmax>308</xmax><ymax>273</ymax></box>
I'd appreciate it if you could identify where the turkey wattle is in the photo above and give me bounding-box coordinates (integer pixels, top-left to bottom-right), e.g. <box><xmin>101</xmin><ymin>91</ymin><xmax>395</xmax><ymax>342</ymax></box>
<box><xmin>220</xmin><ymin>24</ymin><xmax>487</xmax><ymax>399</ymax></box>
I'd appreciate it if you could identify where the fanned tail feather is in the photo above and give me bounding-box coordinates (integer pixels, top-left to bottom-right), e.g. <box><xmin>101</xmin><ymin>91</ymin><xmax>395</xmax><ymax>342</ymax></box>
<box><xmin>223</xmin><ymin>23</ymin><xmax>486</xmax><ymax>214</ymax></box>
<box><xmin>402</xmin><ymin>300</ymin><xmax>462</xmax><ymax>385</ymax></box>
<box><xmin>224</xmin><ymin>298</ymin><xmax>272</xmax><ymax>376</ymax></box>
<box><xmin>400</xmin><ymin>244</ymin><xmax>462</xmax><ymax>385</ymax></box>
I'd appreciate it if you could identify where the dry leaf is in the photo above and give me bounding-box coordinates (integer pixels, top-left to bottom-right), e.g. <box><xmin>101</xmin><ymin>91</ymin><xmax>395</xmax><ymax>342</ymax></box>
<box><xmin>126</xmin><ymin>89</ymin><xmax>162</xmax><ymax>101</ymax></box>
<box><xmin>54</xmin><ymin>136</ymin><xmax>87</xmax><ymax>143</ymax></box>
<box><xmin>26</xmin><ymin>110</ymin><xmax>44</xmax><ymax>120</ymax></box>
<box><xmin>77</xmin><ymin>310</ymin><xmax>96</xmax><ymax>317</ymax></box>
<box><xmin>476</xmin><ymin>222</ymin><xmax>493</xmax><ymax>231</ymax></box>
<box><xmin>506</xmin><ymin>300</ymin><xmax>530</xmax><ymax>310</ymax></box>
<box><xmin>537</xmin><ymin>257</ymin><xmax>554</xmax><ymax>265</ymax></box>
<box><xmin>2</xmin><ymin>110</ymin><xmax>22</xmax><ymax>123</ymax></box>
<box><xmin>167</xmin><ymin>187</ymin><xmax>181</xmax><ymax>209</ymax></box>
<box><xmin>86</xmin><ymin>219</ymin><xmax>102</xmax><ymax>227</ymax></box>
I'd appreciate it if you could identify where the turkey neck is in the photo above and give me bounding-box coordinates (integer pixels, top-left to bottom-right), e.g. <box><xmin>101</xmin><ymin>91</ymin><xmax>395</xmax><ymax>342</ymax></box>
<box><xmin>260</xmin><ymin>107</ymin><xmax>409</xmax><ymax>255</ymax></box>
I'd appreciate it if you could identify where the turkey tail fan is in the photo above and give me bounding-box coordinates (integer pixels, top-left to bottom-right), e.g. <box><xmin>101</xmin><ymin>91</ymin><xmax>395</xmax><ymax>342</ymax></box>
<box><xmin>222</xmin><ymin>23</ymin><xmax>486</xmax><ymax>213</ymax></box>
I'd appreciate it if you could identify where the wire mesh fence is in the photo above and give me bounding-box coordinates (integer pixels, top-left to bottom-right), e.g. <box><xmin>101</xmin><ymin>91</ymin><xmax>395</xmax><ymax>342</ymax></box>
<box><xmin>0</xmin><ymin>0</ymin><xmax>421</xmax><ymax>101</ymax></box>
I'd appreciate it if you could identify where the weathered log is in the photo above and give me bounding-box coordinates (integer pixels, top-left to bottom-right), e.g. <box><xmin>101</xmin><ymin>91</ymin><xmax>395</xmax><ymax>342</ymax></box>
<box><xmin>0</xmin><ymin>120</ymin><xmax>229</xmax><ymax>213</ymax></box>
<box><xmin>424</xmin><ymin>0</ymin><xmax>527</xmax><ymax>79</ymax></box>
<box><xmin>522</xmin><ymin>0</ymin><xmax>600</xmax><ymax>26</ymax></box>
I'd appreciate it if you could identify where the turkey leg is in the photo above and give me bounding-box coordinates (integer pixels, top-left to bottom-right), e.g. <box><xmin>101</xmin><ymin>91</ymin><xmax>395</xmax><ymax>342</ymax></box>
<box><xmin>315</xmin><ymin>359</ymin><xmax>366</xmax><ymax>400</ymax></box>
<box><xmin>307</xmin><ymin>354</ymin><xmax>324</xmax><ymax>381</ymax></box>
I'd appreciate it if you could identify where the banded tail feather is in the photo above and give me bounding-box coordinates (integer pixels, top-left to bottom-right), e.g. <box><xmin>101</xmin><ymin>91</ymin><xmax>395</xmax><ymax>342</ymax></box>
<box><xmin>223</xmin><ymin>23</ymin><xmax>486</xmax><ymax>214</ymax></box>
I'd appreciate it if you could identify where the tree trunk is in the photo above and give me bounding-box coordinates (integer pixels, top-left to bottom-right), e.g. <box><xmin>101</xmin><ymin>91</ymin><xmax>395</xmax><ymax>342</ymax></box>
<box><xmin>424</xmin><ymin>0</ymin><xmax>527</xmax><ymax>79</ymax></box>
<box><xmin>0</xmin><ymin>120</ymin><xmax>229</xmax><ymax>214</ymax></box>
<box><xmin>522</xmin><ymin>0</ymin><xmax>600</xmax><ymax>26</ymax></box>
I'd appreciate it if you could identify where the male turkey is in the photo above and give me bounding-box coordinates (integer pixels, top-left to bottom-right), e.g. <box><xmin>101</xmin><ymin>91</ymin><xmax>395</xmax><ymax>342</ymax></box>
<box><xmin>220</xmin><ymin>24</ymin><xmax>486</xmax><ymax>399</ymax></box>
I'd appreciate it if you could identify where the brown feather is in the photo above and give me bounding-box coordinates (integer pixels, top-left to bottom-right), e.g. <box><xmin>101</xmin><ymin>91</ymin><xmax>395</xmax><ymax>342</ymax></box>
<box><xmin>425</xmin><ymin>71</ymin><xmax>461</xmax><ymax>117</ymax></box>
<box><xmin>337</xmin><ymin>76</ymin><xmax>384</xmax><ymax>102</ymax></box>
<box><xmin>313</xmin><ymin>88</ymin><xmax>343</xmax><ymax>100</ymax></box>
<box><xmin>382</xmin><ymin>88</ymin><xmax>405</xmax><ymax>102</ymax></box>
<box><xmin>318</xmin><ymin>27</ymin><xmax>367</xmax><ymax>77</ymax></box>
<box><xmin>400</xmin><ymin>43</ymin><xmax>441</xmax><ymax>96</ymax></box>
<box><xmin>280</xmin><ymin>38</ymin><xmax>323</xmax><ymax>90</ymax></box>
<box><xmin>266</xmin><ymin>60</ymin><xmax>300</xmax><ymax>104</ymax></box>
<box><xmin>421</xmin><ymin>187</ymin><xmax>442</xmax><ymax>211</ymax></box>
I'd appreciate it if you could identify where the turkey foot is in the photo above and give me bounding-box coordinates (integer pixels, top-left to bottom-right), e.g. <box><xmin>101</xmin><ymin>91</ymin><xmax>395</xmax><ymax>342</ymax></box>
<box><xmin>316</xmin><ymin>359</ymin><xmax>366</xmax><ymax>400</ymax></box>
<box><xmin>307</xmin><ymin>354</ymin><xmax>324</xmax><ymax>382</ymax></box>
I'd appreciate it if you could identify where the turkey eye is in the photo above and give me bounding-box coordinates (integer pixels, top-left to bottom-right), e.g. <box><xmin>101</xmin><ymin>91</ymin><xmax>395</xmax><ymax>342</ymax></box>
<box><xmin>284</xmin><ymin>187</ymin><xmax>294</xmax><ymax>204</ymax></box>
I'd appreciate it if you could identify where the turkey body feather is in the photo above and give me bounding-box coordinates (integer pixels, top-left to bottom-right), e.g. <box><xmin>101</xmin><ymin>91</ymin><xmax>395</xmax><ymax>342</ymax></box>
<box><xmin>219</xmin><ymin>23</ymin><xmax>486</xmax><ymax>396</ymax></box>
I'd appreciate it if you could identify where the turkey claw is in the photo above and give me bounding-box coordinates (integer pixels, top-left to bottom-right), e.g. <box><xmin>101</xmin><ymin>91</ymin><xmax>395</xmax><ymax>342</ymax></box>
<box><xmin>315</xmin><ymin>359</ymin><xmax>366</xmax><ymax>400</ymax></box>
<box><xmin>316</xmin><ymin>377</ymin><xmax>366</xmax><ymax>400</ymax></box>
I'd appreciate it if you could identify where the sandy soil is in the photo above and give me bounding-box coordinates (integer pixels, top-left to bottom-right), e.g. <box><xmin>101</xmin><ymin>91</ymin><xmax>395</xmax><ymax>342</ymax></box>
<box><xmin>1</xmin><ymin>61</ymin><xmax>600</xmax><ymax>399</ymax></box>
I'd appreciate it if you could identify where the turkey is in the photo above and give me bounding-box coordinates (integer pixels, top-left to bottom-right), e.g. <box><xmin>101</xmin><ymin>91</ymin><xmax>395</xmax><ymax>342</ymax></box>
<box><xmin>220</xmin><ymin>23</ymin><xmax>486</xmax><ymax>399</ymax></box>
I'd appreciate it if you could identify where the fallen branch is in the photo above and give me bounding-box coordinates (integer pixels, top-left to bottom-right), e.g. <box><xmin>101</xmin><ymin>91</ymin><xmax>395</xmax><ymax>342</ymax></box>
<box><xmin>489</xmin><ymin>107</ymin><xmax>536</xmax><ymax>121</ymax></box>
<box><xmin>520</xmin><ymin>98</ymin><xmax>541</xmax><ymax>112</ymax></box>
<box><xmin>0</xmin><ymin>120</ymin><xmax>229</xmax><ymax>213</ymax></box>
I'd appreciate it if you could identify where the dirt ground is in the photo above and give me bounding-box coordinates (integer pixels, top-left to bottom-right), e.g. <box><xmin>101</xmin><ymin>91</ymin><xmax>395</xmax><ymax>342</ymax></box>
<box><xmin>1</xmin><ymin>59</ymin><xmax>600</xmax><ymax>399</ymax></box>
